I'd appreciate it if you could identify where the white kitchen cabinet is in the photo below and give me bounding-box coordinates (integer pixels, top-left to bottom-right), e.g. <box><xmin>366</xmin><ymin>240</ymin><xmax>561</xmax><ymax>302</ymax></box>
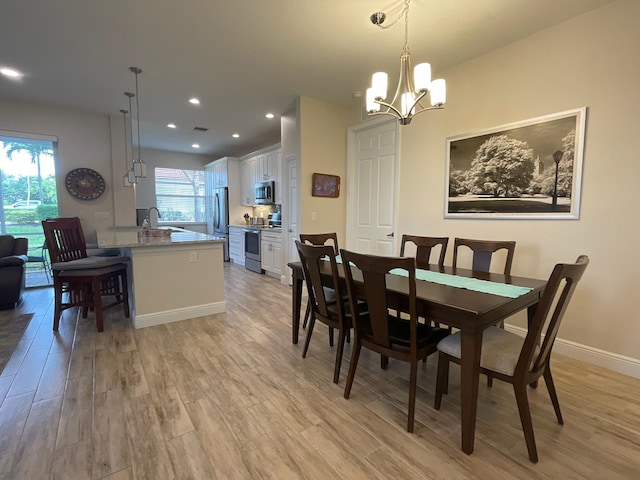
<box><xmin>261</xmin><ymin>230</ymin><xmax>282</xmax><ymax>276</ymax></box>
<box><xmin>228</xmin><ymin>226</ymin><xmax>245</xmax><ymax>265</ymax></box>
<box><xmin>274</xmin><ymin>149</ymin><xmax>282</xmax><ymax>203</ymax></box>
<box><xmin>205</xmin><ymin>157</ymin><xmax>230</xmax><ymax>188</ymax></box>
<box><xmin>256</xmin><ymin>151</ymin><xmax>276</xmax><ymax>182</ymax></box>
<box><xmin>240</xmin><ymin>157</ymin><xmax>257</xmax><ymax>205</ymax></box>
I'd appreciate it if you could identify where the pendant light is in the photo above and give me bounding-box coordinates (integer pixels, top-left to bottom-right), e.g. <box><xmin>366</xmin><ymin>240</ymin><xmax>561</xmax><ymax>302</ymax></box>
<box><xmin>121</xmin><ymin>109</ymin><xmax>133</xmax><ymax>187</ymax></box>
<box><xmin>130</xmin><ymin>66</ymin><xmax>147</xmax><ymax>178</ymax></box>
<box><xmin>124</xmin><ymin>92</ymin><xmax>138</xmax><ymax>185</ymax></box>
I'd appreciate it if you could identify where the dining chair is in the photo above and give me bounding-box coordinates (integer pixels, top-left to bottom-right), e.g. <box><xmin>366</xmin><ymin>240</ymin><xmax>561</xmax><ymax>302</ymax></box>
<box><xmin>299</xmin><ymin>233</ymin><xmax>340</xmax><ymax>329</ymax></box>
<box><xmin>295</xmin><ymin>240</ymin><xmax>365</xmax><ymax>383</ymax></box>
<box><xmin>400</xmin><ymin>234</ymin><xmax>448</xmax><ymax>268</ymax></box>
<box><xmin>42</xmin><ymin>217</ymin><xmax>131</xmax><ymax>332</ymax></box>
<box><xmin>434</xmin><ymin>255</ymin><xmax>589</xmax><ymax>462</ymax></box>
<box><xmin>453</xmin><ymin>237</ymin><xmax>516</xmax><ymax>275</ymax></box>
<box><xmin>340</xmin><ymin>248</ymin><xmax>450</xmax><ymax>433</ymax></box>
<box><xmin>400</xmin><ymin>234</ymin><xmax>450</xmax><ymax>335</ymax></box>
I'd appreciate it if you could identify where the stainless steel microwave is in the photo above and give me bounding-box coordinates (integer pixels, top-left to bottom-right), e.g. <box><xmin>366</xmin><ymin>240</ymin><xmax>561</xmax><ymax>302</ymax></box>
<box><xmin>255</xmin><ymin>181</ymin><xmax>275</xmax><ymax>204</ymax></box>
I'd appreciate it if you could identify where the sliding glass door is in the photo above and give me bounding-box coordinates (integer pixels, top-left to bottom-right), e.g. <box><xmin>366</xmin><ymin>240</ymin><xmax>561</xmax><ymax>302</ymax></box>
<box><xmin>1</xmin><ymin>133</ymin><xmax>58</xmax><ymax>287</ymax></box>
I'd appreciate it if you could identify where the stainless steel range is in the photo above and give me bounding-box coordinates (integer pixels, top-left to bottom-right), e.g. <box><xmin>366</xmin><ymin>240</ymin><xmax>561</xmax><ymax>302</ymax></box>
<box><xmin>244</xmin><ymin>227</ymin><xmax>263</xmax><ymax>273</ymax></box>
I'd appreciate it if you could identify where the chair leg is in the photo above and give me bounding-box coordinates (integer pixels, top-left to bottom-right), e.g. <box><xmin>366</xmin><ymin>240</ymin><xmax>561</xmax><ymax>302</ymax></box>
<box><xmin>302</xmin><ymin>302</ymin><xmax>311</xmax><ymax>329</ymax></box>
<box><xmin>487</xmin><ymin>375</ymin><xmax>494</xmax><ymax>388</ymax></box>
<box><xmin>513</xmin><ymin>383</ymin><xmax>538</xmax><ymax>463</ymax></box>
<box><xmin>328</xmin><ymin>327</ymin><xmax>334</xmax><ymax>347</ymax></box>
<box><xmin>343</xmin><ymin>340</ymin><xmax>362</xmax><ymax>399</ymax></box>
<box><xmin>120</xmin><ymin>270</ymin><xmax>130</xmax><ymax>318</ymax></box>
<box><xmin>302</xmin><ymin>315</ymin><xmax>316</xmax><ymax>358</ymax></box>
<box><xmin>434</xmin><ymin>352</ymin><xmax>449</xmax><ymax>410</ymax></box>
<box><xmin>381</xmin><ymin>355</ymin><xmax>389</xmax><ymax>370</ymax></box>
<box><xmin>333</xmin><ymin>329</ymin><xmax>347</xmax><ymax>384</ymax></box>
<box><xmin>407</xmin><ymin>360</ymin><xmax>418</xmax><ymax>433</ymax></box>
<box><xmin>92</xmin><ymin>277</ymin><xmax>104</xmax><ymax>332</ymax></box>
<box><xmin>543</xmin><ymin>366</ymin><xmax>564</xmax><ymax>425</ymax></box>
<box><xmin>52</xmin><ymin>276</ymin><xmax>63</xmax><ymax>331</ymax></box>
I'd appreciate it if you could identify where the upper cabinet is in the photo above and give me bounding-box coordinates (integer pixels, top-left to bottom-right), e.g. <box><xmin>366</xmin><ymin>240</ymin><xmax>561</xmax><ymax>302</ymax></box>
<box><xmin>240</xmin><ymin>156</ymin><xmax>257</xmax><ymax>205</ymax></box>
<box><xmin>206</xmin><ymin>157</ymin><xmax>233</xmax><ymax>188</ymax></box>
<box><xmin>240</xmin><ymin>144</ymin><xmax>281</xmax><ymax>206</ymax></box>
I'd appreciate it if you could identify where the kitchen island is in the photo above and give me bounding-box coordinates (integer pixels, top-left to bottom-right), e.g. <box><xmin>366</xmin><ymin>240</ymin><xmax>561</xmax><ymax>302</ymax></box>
<box><xmin>97</xmin><ymin>227</ymin><xmax>225</xmax><ymax>328</ymax></box>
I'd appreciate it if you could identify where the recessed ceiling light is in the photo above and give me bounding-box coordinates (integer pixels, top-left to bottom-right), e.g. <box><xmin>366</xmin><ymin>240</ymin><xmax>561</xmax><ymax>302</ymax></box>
<box><xmin>232</xmin><ymin>133</ymin><xmax>240</xmax><ymax>138</ymax></box>
<box><xmin>189</xmin><ymin>98</ymin><xmax>200</xmax><ymax>105</ymax></box>
<box><xmin>192</xmin><ymin>143</ymin><xmax>200</xmax><ymax>149</ymax></box>
<box><xmin>265</xmin><ymin>113</ymin><xmax>275</xmax><ymax>119</ymax></box>
<box><xmin>167</xmin><ymin>123</ymin><xmax>176</xmax><ymax>129</ymax></box>
<box><xmin>1</xmin><ymin>67</ymin><xmax>23</xmax><ymax>78</ymax></box>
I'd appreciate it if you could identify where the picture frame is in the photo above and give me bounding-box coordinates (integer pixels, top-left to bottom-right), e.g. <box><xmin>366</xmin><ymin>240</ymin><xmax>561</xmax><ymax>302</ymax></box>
<box><xmin>445</xmin><ymin>107</ymin><xmax>587</xmax><ymax>220</ymax></box>
<box><xmin>312</xmin><ymin>173</ymin><xmax>340</xmax><ymax>198</ymax></box>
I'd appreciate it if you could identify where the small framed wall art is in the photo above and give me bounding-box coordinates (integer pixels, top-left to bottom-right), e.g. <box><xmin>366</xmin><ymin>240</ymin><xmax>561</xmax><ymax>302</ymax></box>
<box><xmin>312</xmin><ymin>173</ymin><xmax>340</xmax><ymax>198</ymax></box>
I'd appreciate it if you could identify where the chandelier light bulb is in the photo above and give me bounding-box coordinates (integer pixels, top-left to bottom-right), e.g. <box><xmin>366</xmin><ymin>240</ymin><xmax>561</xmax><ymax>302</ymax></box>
<box><xmin>371</xmin><ymin>72</ymin><xmax>388</xmax><ymax>100</ymax></box>
<box><xmin>430</xmin><ymin>79</ymin><xmax>446</xmax><ymax>106</ymax></box>
<box><xmin>366</xmin><ymin>88</ymin><xmax>380</xmax><ymax>112</ymax></box>
<box><xmin>414</xmin><ymin>63</ymin><xmax>431</xmax><ymax>92</ymax></box>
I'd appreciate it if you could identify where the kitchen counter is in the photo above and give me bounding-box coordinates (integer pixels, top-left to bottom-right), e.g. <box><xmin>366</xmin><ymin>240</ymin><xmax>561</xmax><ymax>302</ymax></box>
<box><xmin>97</xmin><ymin>226</ymin><xmax>225</xmax><ymax>329</ymax></box>
<box><xmin>230</xmin><ymin>224</ymin><xmax>282</xmax><ymax>233</ymax></box>
<box><xmin>97</xmin><ymin>227</ymin><xmax>225</xmax><ymax>249</ymax></box>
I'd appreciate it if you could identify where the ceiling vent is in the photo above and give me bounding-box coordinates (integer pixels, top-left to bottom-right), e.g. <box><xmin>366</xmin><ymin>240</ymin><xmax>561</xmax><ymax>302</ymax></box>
<box><xmin>192</xmin><ymin>126</ymin><xmax>209</xmax><ymax>133</ymax></box>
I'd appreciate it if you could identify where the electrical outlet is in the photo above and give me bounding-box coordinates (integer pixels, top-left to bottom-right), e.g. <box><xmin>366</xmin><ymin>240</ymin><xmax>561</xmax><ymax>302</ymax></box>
<box><xmin>189</xmin><ymin>251</ymin><xmax>198</xmax><ymax>263</ymax></box>
<box><xmin>311</xmin><ymin>211</ymin><xmax>317</xmax><ymax>221</ymax></box>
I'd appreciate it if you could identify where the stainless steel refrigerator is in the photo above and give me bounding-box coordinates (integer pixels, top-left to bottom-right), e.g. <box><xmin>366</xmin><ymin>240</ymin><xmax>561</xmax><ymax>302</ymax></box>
<box><xmin>208</xmin><ymin>187</ymin><xmax>230</xmax><ymax>261</ymax></box>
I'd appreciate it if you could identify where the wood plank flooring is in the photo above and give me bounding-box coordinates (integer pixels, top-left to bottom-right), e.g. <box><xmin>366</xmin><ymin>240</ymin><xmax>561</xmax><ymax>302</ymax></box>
<box><xmin>0</xmin><ymin>263</ymin><xmax>638</xmax><ymax>479</ymax></box>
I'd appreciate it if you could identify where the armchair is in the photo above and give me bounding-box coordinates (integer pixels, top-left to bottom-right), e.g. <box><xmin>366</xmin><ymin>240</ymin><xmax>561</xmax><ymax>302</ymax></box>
<box><xmin>0</xmin><ymin>235</ymin><xmax>29</xmax><ymax>309</ymax></box>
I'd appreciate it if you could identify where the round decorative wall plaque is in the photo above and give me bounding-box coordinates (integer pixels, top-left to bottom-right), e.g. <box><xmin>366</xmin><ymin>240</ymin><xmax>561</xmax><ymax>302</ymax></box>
<box><xmin>65</xmin><ymin>168</ymin><xmax>106</xmax><ymax>200</ymax></box>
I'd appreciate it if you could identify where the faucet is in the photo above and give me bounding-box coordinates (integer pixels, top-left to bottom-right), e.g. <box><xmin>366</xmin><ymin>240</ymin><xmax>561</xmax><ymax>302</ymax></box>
<box><xmin>148</xmin><ymin>207</ymin><xmax>161</xmax><ymax>228</ymax></box>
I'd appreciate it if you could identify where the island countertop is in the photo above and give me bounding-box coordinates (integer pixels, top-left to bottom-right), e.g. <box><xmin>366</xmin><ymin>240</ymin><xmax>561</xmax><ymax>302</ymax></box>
<box><xmin>97</xmin><ymin>227</ymin><xmax>225</xmax><ymax>249</ymax></box>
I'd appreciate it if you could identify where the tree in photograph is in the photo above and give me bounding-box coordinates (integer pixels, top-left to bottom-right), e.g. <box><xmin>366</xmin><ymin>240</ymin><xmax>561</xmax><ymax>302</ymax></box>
<box><xmin>537</xmin><ymin>129</ymin><xmax>576</xmax><ymax>197</ymax></box>
<box><xmin>467</xmin><ymin>135</ymin><xmax>534</xmax><ymax>197</ymax></box>
<box><xmin>3</xmin><ymin>142</ymin><xmax>53</xmax><ymax>203</ymax></box>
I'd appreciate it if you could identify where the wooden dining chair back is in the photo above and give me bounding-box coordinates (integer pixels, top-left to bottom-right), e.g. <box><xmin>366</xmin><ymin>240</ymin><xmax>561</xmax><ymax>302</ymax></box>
<box><xmin>42</xmin><ymin>217</ymin><xmax>130</xmax><ymax>332</ymax></box>
<box><xmin>453</xmin><ymin>237</ymin><xmax>516</xmax><ymax>274</ymax></box>
<box><xmin>299</xmin><ymin>233</ymin><xmax>340</xmax><ymax>328</ymax></box>
<box><xmin>295</xmin><ymin>240</ymin><xmax>354</xmax><ymax>383</ymax></box>
<box><xmin>340</xmin><ymin>248</ymin><xmax>450</xmax><ymax>432</ymax></box>
<box><xmin>400</xmin><ymin>235</ymin><xmax>448</xmax><ymax>268</ymax></box>
<box><xmin>299</xmin><ymin>233</ymin><xmax>339</xmax><ymax>254</ymax></box>
<box><xmin>434</xmin><ymin>255</ymin><xmax>589</xmax><ymax>462</ymax></box>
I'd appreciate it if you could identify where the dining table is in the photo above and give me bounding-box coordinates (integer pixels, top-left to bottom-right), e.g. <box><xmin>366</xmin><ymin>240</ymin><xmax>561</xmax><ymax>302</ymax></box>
<box><xmin>287</xmin><ymin>259</ymin><xmax>547</xmax><ymax>455</ymax></box>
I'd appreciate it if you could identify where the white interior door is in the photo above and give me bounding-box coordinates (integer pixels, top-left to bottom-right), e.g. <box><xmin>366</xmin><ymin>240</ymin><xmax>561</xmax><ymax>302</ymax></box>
<box><xmin>285</xmin><ymin>155</ymin><xmax>299</xmax><ymax>284</ymax></box>
<box><xmin>347</xmin><ymin>119</ymin><xmax>398</xmax><ymax>255</ymax></box>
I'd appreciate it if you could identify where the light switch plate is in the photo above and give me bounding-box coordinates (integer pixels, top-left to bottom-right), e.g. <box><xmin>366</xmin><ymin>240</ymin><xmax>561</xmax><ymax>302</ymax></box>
<box><xmin>189</xmin><ymin>251</ymin><xmax>198</xmax><ymax>263</ymax></box>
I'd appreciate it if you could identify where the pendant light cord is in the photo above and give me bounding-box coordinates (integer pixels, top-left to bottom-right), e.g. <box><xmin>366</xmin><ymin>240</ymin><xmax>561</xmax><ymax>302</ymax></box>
<box><xmin>134</xmin><ymin>70</ymin><xmax>142</xmax><ymax>161</ymax></box>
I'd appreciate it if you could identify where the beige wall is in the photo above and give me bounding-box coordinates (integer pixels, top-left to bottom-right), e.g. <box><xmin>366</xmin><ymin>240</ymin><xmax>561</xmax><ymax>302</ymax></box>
<box><xmin>299</xmin><ymin>96</ymin><xmax>349</xmax><ymax>246</ymax></box>
<box><xmin>383</xmin><ymin>0</ymin><xmax>639</xmax><ymax>361</ymax></box>
<box><xmin>0</xmin><ymin>99</ymin><xmax>117</xmax><ymax>243</ymax></box>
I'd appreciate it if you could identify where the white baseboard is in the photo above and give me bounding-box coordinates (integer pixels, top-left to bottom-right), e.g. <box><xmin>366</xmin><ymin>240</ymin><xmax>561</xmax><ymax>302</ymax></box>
<box><xmin>505</xmin><ymin>325</ymin><xmax>640</xmax><ymax>380</ymax></box>
<box><xmin>133</xmin><ymin>301</ymin><xmax>226</xmax><ymax>329</ymax></box>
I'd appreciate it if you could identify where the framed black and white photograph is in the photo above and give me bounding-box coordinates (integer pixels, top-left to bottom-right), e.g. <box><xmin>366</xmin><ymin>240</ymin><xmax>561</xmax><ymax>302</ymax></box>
<box><xmin>445</xmin><ymin>107</ymin><xmax>587</xmax><ymax>219</ymax></box>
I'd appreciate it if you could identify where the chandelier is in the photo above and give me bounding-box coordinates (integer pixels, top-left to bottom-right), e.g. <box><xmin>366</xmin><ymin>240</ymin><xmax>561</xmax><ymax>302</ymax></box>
<box><xmin>366</xmin><ymin>0</ymin><xmax>446</xmax><ymax>125</ymax></box>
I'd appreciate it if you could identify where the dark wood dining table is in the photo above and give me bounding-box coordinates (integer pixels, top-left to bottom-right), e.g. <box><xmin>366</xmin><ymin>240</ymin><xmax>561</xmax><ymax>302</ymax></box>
<box><xmin>287</xmin><ymin>260</ymin><xmax>547</xmax><ymax>455</ymax></box>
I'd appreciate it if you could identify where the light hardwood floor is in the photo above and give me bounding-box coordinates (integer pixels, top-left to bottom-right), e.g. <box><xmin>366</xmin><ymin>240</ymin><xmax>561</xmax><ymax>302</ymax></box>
<box><xmin>0</xmin><ymin>263</ymin><xmax>638</xmax><ymax>479</ymax></box>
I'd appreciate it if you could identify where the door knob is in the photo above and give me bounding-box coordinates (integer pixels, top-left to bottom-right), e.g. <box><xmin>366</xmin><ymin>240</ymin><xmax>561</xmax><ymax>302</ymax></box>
<box><xmin>386</xmin><ymin>232</ymin><xmax>394</xmax><ymax>237</ymax></box>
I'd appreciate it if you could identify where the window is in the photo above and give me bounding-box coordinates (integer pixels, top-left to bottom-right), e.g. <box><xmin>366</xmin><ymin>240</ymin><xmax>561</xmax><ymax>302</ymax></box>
<box><xmin>1</xmin><ymin>132</ymin><xmax>59</xmax><ymax>288</ymax></box>
<box><xmin>155</xmin><ymin>167</ymin><xmax>206</xmax><ymax>223</ymax></box>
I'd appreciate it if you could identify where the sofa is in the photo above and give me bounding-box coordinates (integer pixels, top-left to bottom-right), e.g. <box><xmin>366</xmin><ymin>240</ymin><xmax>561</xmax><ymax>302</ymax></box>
<box><xmin>0</xmin><ymin>235</ymin><xmax>29</xmax><ymax>309</ymax></box>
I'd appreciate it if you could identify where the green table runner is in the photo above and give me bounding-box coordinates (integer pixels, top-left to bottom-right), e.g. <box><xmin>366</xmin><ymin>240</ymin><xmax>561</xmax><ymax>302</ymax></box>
<box><xmin>389</xmin><ymin>268</ymin><xmax>532</xmax><ymax>298</ymax></box>
<box><xmin>322</xmin><ymin>255</ymin><xmax>531</xmax><ymax>298</ymax></box>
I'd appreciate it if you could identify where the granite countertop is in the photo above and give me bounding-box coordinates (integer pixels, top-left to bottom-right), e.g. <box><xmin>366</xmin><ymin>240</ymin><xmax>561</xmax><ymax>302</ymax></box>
<box><xmin>97</xmin><ymin>227</ymin><xmax>225</xmax><ymax>249</ymax></box>
<box><xmin>229</xmin><ymin>224</ymin><xmax>282</xmax><ymax>233</ymax></box>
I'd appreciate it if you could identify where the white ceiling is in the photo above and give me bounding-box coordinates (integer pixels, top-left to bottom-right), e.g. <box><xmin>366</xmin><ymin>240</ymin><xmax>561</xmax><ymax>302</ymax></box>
<box><xmin>0</xmin><ymin>0</ymin><xmax>614</xmax><ymax>158</ymax></box>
